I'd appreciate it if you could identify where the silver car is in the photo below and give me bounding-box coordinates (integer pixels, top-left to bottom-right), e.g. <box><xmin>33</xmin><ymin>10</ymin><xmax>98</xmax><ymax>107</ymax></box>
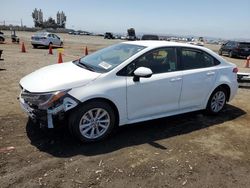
<box><xmin>31</xmin><ymin>32</ymin><xmax>63</xmax><ymax>48</ymax></box>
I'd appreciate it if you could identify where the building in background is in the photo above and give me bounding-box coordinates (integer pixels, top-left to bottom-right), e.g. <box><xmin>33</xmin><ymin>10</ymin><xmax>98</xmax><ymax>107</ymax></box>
<box><xmin>32</xmin><ymin>8</ymin><xmax>43</xmax><ymax>27</ymax></box>
<box><xmin>57</xmin><ymin>11</ymin><xmax>66</xmax><ymax>28</ymax></box>
<box><xmin>32</xmin><ymin>9</ymin><xmax>66</xmax><ymax>28</ymax></box>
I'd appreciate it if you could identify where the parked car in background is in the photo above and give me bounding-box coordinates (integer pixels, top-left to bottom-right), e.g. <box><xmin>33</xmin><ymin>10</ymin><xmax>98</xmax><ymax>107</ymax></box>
<box><xmin>188</xmin><ymin>37</ymin><xmax>205</xmax><ymax>46</ymax></box>
<box><xmin>141</xmin><ymin>34</ymin><xmax>159</xmax><ymax>40</ymax></box>
<box><xmin>0</xmin><ymin>31</ymin><xmax>5</xmax><ymax>42</ymax></box>
<box><xmin>127</xmin><ymin>28</ymin><xmax>136</xmax><ymax>41</ymax></box>
<box><xmin>104</xmin><ymin>32</ymin><xmax>115</xmax><ymax>39</ymax></box>
<box><xmin>218</xmin><ymin>41</ymin><xmax>250</xmax><ymax>58</ymax></box>
<box><xmin>19</xmin><ymin>41</ymin><xmax>238</xmax><ymax>142</ymax></box>
<box><xmin>31</xmin><ymin>32</ymin><xmax>63</xmax><ymax>48</ymax></box>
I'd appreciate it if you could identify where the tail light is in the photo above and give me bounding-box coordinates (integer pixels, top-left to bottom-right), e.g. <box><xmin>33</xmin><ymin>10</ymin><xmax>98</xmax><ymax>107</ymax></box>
<box><xmin>233</xmin><ymin>67</ymin><xmax>238</xmax><ymax>73</ymax></box>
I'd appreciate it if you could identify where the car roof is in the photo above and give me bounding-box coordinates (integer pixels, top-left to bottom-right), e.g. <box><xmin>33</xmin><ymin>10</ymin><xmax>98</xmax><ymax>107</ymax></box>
<box><xmin>227</xmin><ymin>40</ymin><xmax>250</xmax><ymax>44</ymax></box>
<box><xmin>123</xmin><ymin>40</ymin><xmax>206</xmax><ymax>49</ymax></box>
<box><xmin>122</xmin><ymin>40</ymin><xmax>227</xmax><ymax>63</ymax></box>
<box><xmin>34</xmin><ymin>32</ymin><xmax>49</xmax><ymax>36</ymax></box>
<box><xmin>238</xmin><ymin>42</ymin><xmax>250</xmax><ymax>44</ymax></box>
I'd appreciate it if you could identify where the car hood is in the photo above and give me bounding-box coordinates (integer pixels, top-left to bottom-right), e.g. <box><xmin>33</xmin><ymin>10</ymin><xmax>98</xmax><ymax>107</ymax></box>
<box><xmin>20</xmin><ymin>62</ymin><xmax>101</xmax><ymax>93</ymax></box>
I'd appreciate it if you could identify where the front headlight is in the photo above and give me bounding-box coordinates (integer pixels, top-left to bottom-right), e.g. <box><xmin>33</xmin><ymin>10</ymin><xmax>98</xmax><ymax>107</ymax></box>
<box><xmin>21</xmin><ymin>89</ymin><xmax>70</xmax><ymax>109</ymax></box>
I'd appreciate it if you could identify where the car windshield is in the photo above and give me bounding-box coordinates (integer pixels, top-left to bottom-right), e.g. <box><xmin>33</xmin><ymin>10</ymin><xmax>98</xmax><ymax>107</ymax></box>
<box><xmin>74</xmin><ymin>43</ymin><xmax>146</xmax><ymax>73</ymax></box>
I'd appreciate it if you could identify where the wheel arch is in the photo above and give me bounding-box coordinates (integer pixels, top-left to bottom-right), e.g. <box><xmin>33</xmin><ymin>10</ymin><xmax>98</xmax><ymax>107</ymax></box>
<box><xmin>204</xmin><ymin>83</ymin><xmax>231</xmax><ymax>109</ymax></box>
<box><xmin>205</xmin><ymin>84</ymin><xmax>229</xmax><ymax>114</ymax></box>
<box><xmin>218</xmin><ymin>84</ymin><xmax>231</xmax><ymax>102</ymax></box>
<box><xmin>76</xmin><ymin>97</ymin><xmax>120</xmax><ymax>126</ymax></box>
<box><xmin>206</xmin><ymin>83</ymin><xmax>231</xmax><ymax>106</ymax></box>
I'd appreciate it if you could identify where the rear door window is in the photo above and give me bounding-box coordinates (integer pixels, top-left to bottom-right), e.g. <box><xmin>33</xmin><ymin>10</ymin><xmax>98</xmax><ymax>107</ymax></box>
<box><xmin>180</xmin><ymin>48</ymin><xmax>218</xmax><ymax>70</ymax></box>
<box><xmin>239</xmin><ymin>43</ymin><xmax>250</xmax><ymax>48</ymax></box>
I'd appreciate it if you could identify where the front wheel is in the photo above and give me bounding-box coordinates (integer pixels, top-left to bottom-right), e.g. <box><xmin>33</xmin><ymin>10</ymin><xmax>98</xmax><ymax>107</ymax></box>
<box><xmin>0</xmin><ymin>37</ymin><xmax>5</xmax><ymax>42</ymax></box>
<box><xmin>206</xmin><ymin>87</ymin><xmax>227</xmax><ymax>115</ymax></box>
<box><xmin>218</xmin><ymin>50</ymin><xmax>222</xmax><ymax>55</ymax></box>
<box><xmin>69</xmin><ymin>101</ymin><xmax>116</xmax><ymax>142</ymax></box>
<box><xmin>48</xmin><ymin>42</ymin><xmax>53</xmax><ymax>49</ymax></box>
<box><xmin>229</xmin><ymin>51</ymin><xmax>234</xmax><ymax>58</ymax></box>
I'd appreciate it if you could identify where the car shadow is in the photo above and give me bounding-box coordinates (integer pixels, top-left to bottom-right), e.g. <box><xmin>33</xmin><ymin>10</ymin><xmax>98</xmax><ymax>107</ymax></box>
<box><xmin>26</xmin><ymin>104</ymin><xmax>246</xmax><ymax>157</ymax></box>
<box><xmin>34</xmin><ymin>46</ymin><xmax>63</xmax><ymax>50</ymax></box>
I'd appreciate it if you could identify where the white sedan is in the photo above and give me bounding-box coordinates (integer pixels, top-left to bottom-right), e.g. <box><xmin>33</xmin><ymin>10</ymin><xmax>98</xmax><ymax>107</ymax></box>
<box><xmin>31</xmin><ymin>32</ymin><xmax>63</xmax><ymax>48</ymax></box>
<box><xmin>19</xmin><ymin>41</ymin><xmax>238</xmax><ymax>142</ymax></box>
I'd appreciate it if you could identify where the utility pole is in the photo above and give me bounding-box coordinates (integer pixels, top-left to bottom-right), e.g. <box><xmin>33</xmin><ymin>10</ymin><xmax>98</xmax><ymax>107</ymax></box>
<box><xmin>21</xmin><ymin>19</ymin><xmax>23</xmax><ymax>27</ymax></box>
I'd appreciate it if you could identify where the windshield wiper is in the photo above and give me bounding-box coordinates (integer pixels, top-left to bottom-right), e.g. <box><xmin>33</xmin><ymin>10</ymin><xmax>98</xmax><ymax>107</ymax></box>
<box><xmin>75</xmin><ymin>59</ymin><xmax>95</xmax><ymax>72</ymax></box>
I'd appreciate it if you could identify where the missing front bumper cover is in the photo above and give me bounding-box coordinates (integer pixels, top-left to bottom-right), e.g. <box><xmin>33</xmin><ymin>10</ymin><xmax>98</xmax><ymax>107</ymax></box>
<box><xmin>20</xmin><ymin>97</ymin><xmax>79</xmax><ymax>128</ymax></box>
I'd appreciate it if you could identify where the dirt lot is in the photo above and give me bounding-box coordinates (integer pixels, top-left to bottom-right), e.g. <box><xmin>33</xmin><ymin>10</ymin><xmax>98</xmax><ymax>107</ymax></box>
<box><xmin>0</xmin><ymin>31</ymin><xmax>250</xmax><ymax>188</ymax></box>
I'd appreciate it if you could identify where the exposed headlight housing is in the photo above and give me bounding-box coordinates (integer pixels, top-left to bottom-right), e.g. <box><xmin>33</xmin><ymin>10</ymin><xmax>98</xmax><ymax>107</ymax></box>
<box><xmin>21</xmin><ymin>89</ymin><xmax>70</xmax><ymax>110</ymax></box>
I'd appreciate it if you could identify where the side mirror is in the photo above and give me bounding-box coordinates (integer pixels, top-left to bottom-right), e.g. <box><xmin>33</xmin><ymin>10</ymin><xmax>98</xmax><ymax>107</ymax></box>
<box><xmin>133</xmin><ymin>67</ymin><xmax>153</xmax><ymax>82</ymax></box>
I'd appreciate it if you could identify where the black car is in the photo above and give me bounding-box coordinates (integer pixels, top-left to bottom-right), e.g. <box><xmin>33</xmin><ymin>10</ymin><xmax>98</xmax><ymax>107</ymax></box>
<box><xmin>141</xmin><ymin>34</ymin><xmax>159</xmax><ymax>40</ymax></box>
<box><xmin>104</xmin><ymin>32</ymin><xmax>115</xmax><ymax>39</ymax></box>
<box><xmin>218</xmin><ymin>41</ymin><xmax>250</xmax><ymax>58</ymax></box>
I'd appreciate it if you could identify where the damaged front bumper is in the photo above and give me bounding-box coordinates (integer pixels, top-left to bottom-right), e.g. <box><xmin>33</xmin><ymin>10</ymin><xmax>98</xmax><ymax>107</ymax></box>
<box><xmin>19</xmin><ymin>96</ymin><xmax>79</xmax><ymax>128</ymax></box>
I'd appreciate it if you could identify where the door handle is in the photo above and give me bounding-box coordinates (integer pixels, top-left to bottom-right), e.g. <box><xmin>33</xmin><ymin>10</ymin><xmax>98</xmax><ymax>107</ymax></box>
<box><xmin>170</xmin><ymin>77</ymin><xmax>182</xmax><ymax>82</ymax></box>
<box><xmin>206</xmin><ymin>72</ymin><xmax>215</xmax><ymax>76</ymax></box>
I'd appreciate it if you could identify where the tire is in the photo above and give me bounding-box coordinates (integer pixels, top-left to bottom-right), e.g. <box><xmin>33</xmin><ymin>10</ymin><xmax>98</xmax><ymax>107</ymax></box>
<box><xmin>0</xmin><ymin>37</ymin><xmax>4</xmax><ymax>42</ymax></box>
<box><xmin>229</xmin><ymin>51</ymin><xmax>234</xmax><ymax>58</ymax></box>
<box><xmin>33</xmin><ymin>45</ymin><xmax>37</xmax><ymax>49</ymax></box>
<box><xmin>60</xmin><ymin>42</ymin><xmax>63</xmax><ymax>46</ymax></box>
<box><xmin>206</xmin><ymin>87</ymin><xmax>227</xmax><ymax>115</ymax></box>
<box><xmin>68</xmin><ymin>101</ymin><xmax>116</xmax><ymax>142</ymax></box>
<box><xmin>48</xmin><ymin>42</ymin><xmax>53</xmax><ymax>49</ymax></box>
<box><xmin>218</xmin><ymin>50</ymin><xmax>222</xmax><ymax>56</ymax></box>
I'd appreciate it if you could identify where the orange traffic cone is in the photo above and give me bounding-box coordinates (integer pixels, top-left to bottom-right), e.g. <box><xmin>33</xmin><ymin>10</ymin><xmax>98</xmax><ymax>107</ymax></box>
<box><xmin>58</xmin><ymin>52</ymin><xmax>63</xmax><ymax>64</ymax></box>
<box><xmin>85</xmin><ymin>46</ymin><xmax>88</xmax><ymax>56</ymax></box>
<box><xmin>245</xmin><ymin>56</ymin><xmax>250</xmax><ymax>68</ymax></box>
<box><xmin>21</xmin><ymin>42</ymin><xmax>26</xmax><ymax>53</ymax></box>
<box><xmin>48</xmin><ymin>44</ymin><xmax>53</xmax><ymax>55</ymax></box>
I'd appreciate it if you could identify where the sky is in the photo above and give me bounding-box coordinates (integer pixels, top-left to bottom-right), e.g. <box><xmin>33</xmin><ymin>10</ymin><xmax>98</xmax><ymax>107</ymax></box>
<box><xmin>1</xmin><ymin>0</ymin><xmax>250</xmax><ymax>39</ymax></box>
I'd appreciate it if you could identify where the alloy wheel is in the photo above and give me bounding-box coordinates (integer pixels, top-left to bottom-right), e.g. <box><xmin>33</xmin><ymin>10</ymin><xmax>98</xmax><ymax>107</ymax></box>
<box><xmin>79</xmin><ymin>108</ymin><xmax>110</xmax><ymax>139</ymax></box>
<box><xmin>211</xmin><ymin>91</ymin><xmax>226</xmax><ymax>113</ymax></box>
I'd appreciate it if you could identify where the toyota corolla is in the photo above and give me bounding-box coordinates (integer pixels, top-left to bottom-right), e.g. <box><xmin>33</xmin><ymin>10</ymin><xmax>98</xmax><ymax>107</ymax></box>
<box><xmin>19</xmin><ymin>41</ymin><xmax>238</xmax><ymax>142</ymax></box>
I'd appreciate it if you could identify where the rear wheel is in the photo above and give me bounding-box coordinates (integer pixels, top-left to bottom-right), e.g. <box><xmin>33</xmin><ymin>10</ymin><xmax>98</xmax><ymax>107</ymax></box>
<box><xmin>32</xmin><ymin>44</ymin><xmax>37</xmax><ymax>48</ymax></box>
<box><xmin>206</xmin><ymin>87</ymin><xmax>227</xmax><ymax>115</ymax></box>
<box><xmin>69</xmin><ymin>101</ymin><xmax>116</xmax><ymax>142</ymax></box>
